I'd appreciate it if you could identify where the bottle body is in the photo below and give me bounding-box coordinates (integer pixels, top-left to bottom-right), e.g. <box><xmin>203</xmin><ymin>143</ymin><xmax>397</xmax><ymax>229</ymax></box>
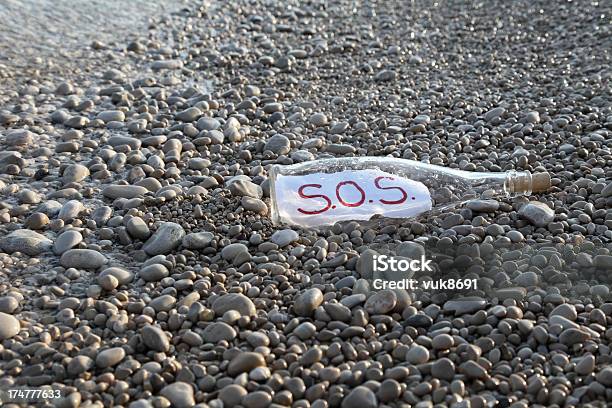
<box><xmin>269</xmin><ymin>157</ymin><xmax>549</xmax><ymax>227</ymax></box>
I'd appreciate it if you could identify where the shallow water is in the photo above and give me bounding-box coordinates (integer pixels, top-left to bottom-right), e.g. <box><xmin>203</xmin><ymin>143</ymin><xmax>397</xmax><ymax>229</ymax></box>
<box><xmin>0</xmin><ymin>0</ymin><xmax>183</xmax><ymax>69</ymax></box>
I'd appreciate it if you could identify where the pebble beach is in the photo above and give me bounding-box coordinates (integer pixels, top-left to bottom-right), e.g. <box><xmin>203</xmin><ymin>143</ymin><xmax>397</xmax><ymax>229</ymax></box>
<box><xmin>0</xmin><ymin>1</ymin><xmax>611</xmax><ymax>407</ymax></box>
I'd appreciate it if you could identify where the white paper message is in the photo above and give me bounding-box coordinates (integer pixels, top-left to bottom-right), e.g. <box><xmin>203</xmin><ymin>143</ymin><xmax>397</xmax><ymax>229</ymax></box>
<box><xmin>273</xmin><ymin>169</ymin><xmax>432</xmax><ymax>227</ymax></box>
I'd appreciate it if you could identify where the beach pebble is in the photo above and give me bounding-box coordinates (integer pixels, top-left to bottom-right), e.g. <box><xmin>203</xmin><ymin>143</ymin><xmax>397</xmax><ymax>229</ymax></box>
<box><xmin>142</xmin><ymin>222</ymin><xmax>185</xmax><ymax>255</ymax></box>
<box><xmin>212</xmin><ymin>293</ymin><xmax>256</xmax><ymax>317</ymax></box>
<box><xmin>294</xmin><ymin>288</ymin><xmax>324</xmax><ymax>317</ymax></box>
<box><xmin>0</xmin><ymin>230</ymin><xmax>52</xmax><ymax>255</ymax></box>
<box><xmin>160</xmin><ymin>382</ymin><xmax>195</xmax><ymax>408</ymax></box>
<box><xmin>60</xmin><ymin>249</ymin><xmax>107</xmax><ymax>269</ymax></box>
<box><xmin>53</xmin><ymin>230</ymin><xmax>83</xmax><ymax>254</ymax></box>
<box><xmin>270</xmin><ymin>229</ymin><xmax>299</xmax><ymax>247</ymax></box>
<box><xmin>518</xmin><ymin>202</ymin><xmax>555</xmax><ymax>227</ymax></box>
<box><xmin>141</xmin><ymin>325</ymin><xmax>170</xmax><ymax>352</ymax></box>
<box><xmin>342</xmin><ymin>386</ymin><xmax>378</xmax><ymax>408</ymax></box>
<box><xmin>227</xmin><ymin>352</ymin><xmax>266</xmax><ymax>376</ymax></box>
<box><xmin>0</xmin><ymin>312</ymin><xmax>20</xmax><ymax>340</ymax></box>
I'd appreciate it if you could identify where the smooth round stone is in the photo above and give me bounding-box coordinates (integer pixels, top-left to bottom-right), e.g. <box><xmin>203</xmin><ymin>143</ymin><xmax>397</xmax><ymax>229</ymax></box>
<box><xmin>60</xmin><ymin>249</ymin><xmax>107</xmax><ymax>269</ymax></box>
<box><xmin>126</xmin><ymin>217</ymin><xmax>151</xmax><ymax>240</ymax></box>
<box><xmin>550</xmin><ymin>304</ymin><xmax>577</xmax><ymax>321</ymax></box>
<box><xmin>365</xmin><ymin>290</ymin><xmax>397</xmax><ymax>314</ymax></box>
<box><xmin>160</xmin><ymin>382</ymin><xmax>195</xmax><ymax>408</ymax></box>
<box><xmin>53</xmin><ymin>230</ymin><xmax>83</xmax><ymax>255</ymax></box>
<box><xmin>518</xmin><ymin>202</ymin><xmax>554</xmax><ymax>227</ymax></box>
<box><xmin>219</xmin><ymin>384</ymin><xmax>247</xmax><ymax>407</ymax></box>
<box><xmin>309</xmin><ymin>112</ymin><xmax>328</xmax><ymax>126</ymax></box>
<box><xmin>293</xmin><ymin>322</ymin><xmax>316</xmax><ymax>340</ymax></box>
<box><xmin>591</xmin><ymin>285</ymin><xmax>610</xmax><ymax>297</ymax></box>
<box><xmin>227</xmin><ymin>352</ymin><xmax>266</xmax><ymax>376</ymax></box>
<box><xmin>241</xmin><ymin>197</ymin><xmax>268</xmax><ymax>215</ymax></box>
<box><xmin>149</xmin><ymin>295</ymin><xmax>177</xmax><ymax>312</ymax></box>
<box><xmin>0</xmin><ymin>296</ymin><xmax>19</xmax><ymax>314</ymax></box>
<box><xmin>264</xmin><ymin>134</ymin><xmax>290</xmax><ymax>155</ymax></box>
<box><xmin>246</xmin><ymin>332</ymin><xmax>270</xmax><ymax>348</ymax></box>
<box><xmin>102</xmin><ymin>185</ymin><xmax>149</xmax><ymax>199</ymax></box>
<box><xmin>294</xmin><ymin>288</ymin><xmax>324</xmax><ymax>317</ymax></box>
<box><xmin>196</xmin><ymin>117</ymin><xmax>221</xmax><ymax>131</ymax></box>
<box><xmin>341</xmin><ymin>386</ymin><xmax>377</xmax><ymax>408</ymax></box>
<box><xmin>431</xmin><ymin>358</ymin><xmax>455</xmax><ymax>381</ymax></box>
<box><xmin>18</xmin><ymin>189</ymin><xmax>41</xmax><ymax>204</ymax></box>
<box><xmin>406</xmin><ymin>344</ymin><xmax>430</xmax><ymax>364</ymax></box>
<box><xmin>221</xmin><ymin>243</ymin><xmax>249</xmax><ymax>261</ymax></box>
<box><xmin>575</xmin><ymin>354</ymin><xmax>595</xmax><ymax>375</ymax></box>
<box><xmin>175</xmin><ymin>107</ymin><xmax>202</xmax><ymax>122</ymax></box>
<box><xmin>212</xmin><ymin>293</ymin><xmax>256</xmax><ymax>317</ymax></box>
<box><xmin>67</xmin><ymin>356</ymin><xmax>94</xmax><ymax>376</ymax></box>
<box><xmin>0</xmin><ymin>229</ymin><xmax>52</xmax><ymax>255</ymax></box>
<box><xmin>460</xmin><ymin>361</ymin><xmax>488</xmax><ymax>379</ymax></box>
<box><xmin>97</xmin><ymin>110</ymin><xmax>125</xmax><ymax>122</ymax></box>
<box><xmin>96</xmin><ymin>347</ymin><xmax>126</xmax><ymax>368</ymax></box>
<box><xmin>202</xmin><ymin>322</ymin><xmax>237</xmax><ymax>342</ymax></box>
<box><xmin>227</xmin><ymin>179</ymin><xmax>263</xmax><ymax>198</ymax></box>
<box><xmin>596</xmin><ymin>367</ymin><xmax>612</xmax><ymax>386</ymax></box>
<box><xmin>141</xmin><ymin>325</ymin><xmax>170</xmax><ymax>352</ymax></box>
<box><xmin>506</xmin><ymin>230</ymin><xmax>524</xmax><ymax>242</ymax></box>
<box><xmin>182</xmin><ymin>232</ymin><xmax>214</xmax><ymax>249</ymax></box>
<box><xmin>377</xmin><ymin>379</ymin><xmax>401</xmax><ymax>403</ymax></box>
<box><xmin>432</xmin><ymin>334</ymin><xmax>454</xmax><ymax>350</ymax></box>
<box><xmin>142</xmin><ymin>222</ymin><xmax>185</xmax><ymax>255</ymax></box>
<box><xmin>0</xmin><ymin>312</ymin><xmax>20</xmax><ymax>340</ymax></box>
<box><xmin>139</xmin><ymin>264</ymin><xmax>169</xmax><ymax>282</ymax></box>
<box><xmin>466</xmin><ymin>199</ymin><xmax>499</xmax><ymax>212</ymax></box>
<box><xmin>62</xmin><ymin>164</ymin><xmax>90</xmax><ymax>183</ymax></box>
<box><xmin>98</xmin><ymin>274</ymin><xmax>118</xmax><ymax>291</ymax></box>
<box><xmin>242</xmin><ymin>391</ymin><xmax>272</xmax><ymax>408</ymax></box>
<box><xmin>58</xmin><ymin>200</ymin><xmax>83</xmax><ymax>220</ymax></box>
<box><xmin>24</xmin><ymin>212</ymin><xmax>50</xmax><ymax>229</ymax></box>
<box><xmin>270</xmin><ymin>229</ymin><xmax>299</xmax><ymax>247</ymax></box>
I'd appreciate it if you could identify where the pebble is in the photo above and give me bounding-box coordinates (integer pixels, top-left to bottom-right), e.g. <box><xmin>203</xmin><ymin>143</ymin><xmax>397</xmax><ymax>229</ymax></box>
<box><xmin>102</xmin><ymin>185</ymin><xmax>149</xmax><ymax>199</ymax></box>
<box><xmin>341</xmin><ymin>386</ymin><xmax>378</xmax><ymax>408</ymax></box>
<box><xmin>53</xmin><ymin>230</ymin><xmax>83</xmax><ymax>254</ymax></box>
<box><xmin>212</xmin><ymin>293</ymin><xmax>256</xmax><ymax>317</ymax></box>
<box><xmin>62</xmin><ymin>164</ymin><xmax>89</xmax><ymax>183</ymax></box>
<box><xmin>466</xmin><ymin>199</ymin><xmax>499</xmax><ymax>212</ymax></box>
<box><xmin>159</xmin><ymin>382</ymin><xmax>195</xmax><ymax>408</ymax></box>
<box><xmin>96</xmin><ymin>347</ymin><xmax>125</xmax><ymax>368</ymax></box>
<box><xmin>595</xmin><ymin>367</ymin><xmax>612</xmax><ymax>386</ymax></box>
<box><xmin>219</xmin><ymin>385</ymin><xmax>247</xmax><ymax>407</ymax></box>
<box><xmin>264</xmin><ymin>134</ymin><xmax>291</xmax><ymax>154</ymax></box>
<box><xmin>0</xmin><ymin>312</ymin><xmax>20</xmax><ymax>340</ymax></box>
<box><xmin>142</xmin><ymin>222</ymin><xmax>185</xmax><ymax>255</ymax></box>
<box><xmin>365</xmin><ymin>290</ymin><xmax>397</xmax><ymax>314</ymax></box>
<box><xmin>0</xmin><ymin>296</ymin><xmax>19</xmax><ymax>314</ymax></box>
<box><xmin>60</xmin><ymin>249</ymin><xmax>107</xmax><ymax>269</ymax></box>
<box><xmin>0</xmin><ymin>229</ymin><xmax>52</xmax><ymax>255</ymax></box>
<box><xmin>518</xmin><ymin>202</ymin><xmax>555</xmax><ymax>227</ymax></box>
<box><xmin>181</xmin><ymin>232</ymin><xmax>213</xmax><ymax>249</ymax></box>
<box><xmin>406</xmin><ymin>344</ymin><xmax>430</xmax><ymax>364</ymax></box>
<box><xmin>227</xmin><ymin>352</ymin><xmax>266</xmax><ymax>376</ymax></box>
<box><xmin>202</xmin><ymin>322</ymin><xmax>237</xmax><ymax>342</ymax></box>
<box><xmin>294</xmin><ymin>288</ymin><xmax>324</xmax><ymax>317</ymax></box>
<box><xmin>431</xmin><ymin>358</ymin><xmax>456</xmax><ymax>381</ymax></box>
<box><xmin>139</xmin><ymin>264</ymin><xmax>169</xmax><ymax>282</ymax></box>
<box><xmin>141</xmin><ymin>325</ymin><xmax>170</xmax><ymax>352</ymax></box>
<box><xmin>270</xmin><ymin>229</ymin><xmax>299</xmax><ymax>247</ymax></box>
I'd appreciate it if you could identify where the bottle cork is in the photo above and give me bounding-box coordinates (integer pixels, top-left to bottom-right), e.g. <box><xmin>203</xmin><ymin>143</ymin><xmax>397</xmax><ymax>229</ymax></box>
<box><xmin>531</xmin><ymin>172</ymin><xmax>551</xmax><ymax>193</ymax></box>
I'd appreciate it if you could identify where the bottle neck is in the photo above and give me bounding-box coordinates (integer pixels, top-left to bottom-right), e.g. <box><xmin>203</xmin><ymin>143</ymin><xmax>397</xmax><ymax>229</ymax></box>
<box><xmin>505</xmin><ymin>170</ymin><xmax>533</xmax><ymax>196</ymax></box>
